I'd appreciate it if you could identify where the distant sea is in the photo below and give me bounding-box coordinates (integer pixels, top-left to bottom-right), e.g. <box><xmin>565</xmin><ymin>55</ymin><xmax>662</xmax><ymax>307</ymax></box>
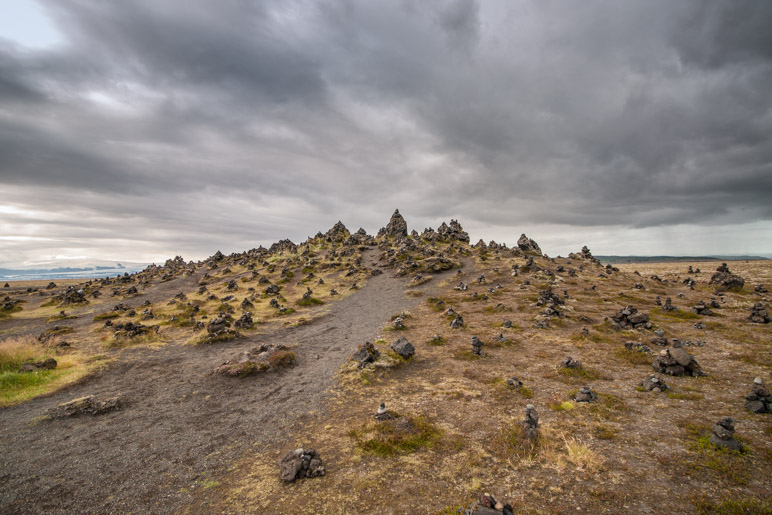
<box><xmin>0</xmin><ymin>265</ymin><xmax>148</xmax><ymax>282</ymax></box>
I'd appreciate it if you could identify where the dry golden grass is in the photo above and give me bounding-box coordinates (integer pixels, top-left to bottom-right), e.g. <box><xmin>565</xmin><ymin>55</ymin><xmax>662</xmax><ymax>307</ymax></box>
<box><xmin>201</xmin><ymin>256</ymin><xmax>772</xmax><ymax>513</ymax></box>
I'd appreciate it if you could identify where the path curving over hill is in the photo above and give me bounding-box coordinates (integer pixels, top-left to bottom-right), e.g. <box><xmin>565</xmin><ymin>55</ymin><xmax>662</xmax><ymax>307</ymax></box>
<box><xmin>0</xmin><ymin>251</ymin><xmax>464</xmax><ymax>514</ymax></box>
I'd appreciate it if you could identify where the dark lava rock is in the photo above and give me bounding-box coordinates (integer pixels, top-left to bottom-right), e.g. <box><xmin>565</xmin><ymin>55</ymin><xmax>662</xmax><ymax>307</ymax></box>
<box><xmin>709</xmin><ymin>418</ymin><xmax>742</xmax><ymax>452</ymax></box>
<box><xmin>379</xmin><ymin>209</ymin><xmax>408</xmax><ymax>238</ymax></box>
<box><xmin>391</xmin><ymin>336</ymin><xmax>415</xmax><ymax>359</ymax></box>
<box><xmin>745</xmin><ymin>378</ymin><xmax>772</xmax><ymax>414</ymax></box>
<box><xmin>748</xmin><ymin>302</ymin><xmax>770</xmax><ymax>324</ymax></box>
<box><xmin>517</xmin><ymin>234</ymin><xmax>542</xmax><ymax>255</ymax></box>
<box><xmin>352</xmin><ymin>341</ymin><xmax>380</xmax><ymax>366</ymax></box>
<box><xmin>279</xmin><ymin>448</ymin><xmax>325</xmax><ymax>482</ymax></box>
<box><xmin>640</xmin><ymin>375</ymin><xmax>668</xmax><ymax>392</ymax></box>
<box><xmin>709</xmin><ymin>263</ymin><xmax>745</xmax><ymax>292</ymax></box>
<box><xmin>574</xmin><ymin>386</ymin><xmax>597</xmax><ymax>403</ymax></box>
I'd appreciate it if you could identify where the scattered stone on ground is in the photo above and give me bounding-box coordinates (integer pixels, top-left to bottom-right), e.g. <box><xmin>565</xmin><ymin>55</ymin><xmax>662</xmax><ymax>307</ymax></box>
<box><xmin>574</xmin><ymin>386</ymin><xmax>597</xmax><ymax>402</ymax></box>
<box><xmin>691</xmin><ymin>301</ymin><xmax>713</xmax><ymax>316</ymax></box>
<box><xmin>561</xmin><ymin>356</ymin><xmax>582</xmax><ymax>369</ymax></box>
<box><xmin>46</xmin><ymin>395</ymin><xmax>121</xmax><ymax>419</ymax></box>
<box><xmin>748</xmin><ymin>302</ymin><xmax>770</xmax><ymax>323</ymax></box>
<box><xmin>215</xmin><ymin>343</ymin><xmax>294</xmax><ymax>377</ymax></box>
<box><xmin>709</xmin><ymin>417</ymin><xmax>742</xmax><ymax>452</ymax></box>
<box><xmin>279</xmin><ymin>448</ymin><xmax>325</xmax><ymax>482</ymax></box>
<box><xmin>624</xmin><ymin>341</ymin><xmax>654</xmax><ymax>355</ymax></box>
<box><xmin>610</xmin><ymin>305</ymin><xmax>651</xmax><ymax>329</ymax></box>
<box><xmin>465</xmin><ymin>492</ymin><xmax>515</xmax><ymax>515</ymax></box>
<box><xmin>234</xmin><ymin>312</ymin><xmax>254</xmax><ymax>329</ymax></box>
<box><xmin>640</xmin><ymin>375</ymin><xmax>668</xmax><ymax>392</ymax></box>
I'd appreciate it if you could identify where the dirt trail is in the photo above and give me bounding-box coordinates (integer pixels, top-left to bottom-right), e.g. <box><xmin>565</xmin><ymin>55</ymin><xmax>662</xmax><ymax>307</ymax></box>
<box><xmin>0</xmin><ymin>251</ymin><xmax>460</xmax><ymax>514</ymax></box>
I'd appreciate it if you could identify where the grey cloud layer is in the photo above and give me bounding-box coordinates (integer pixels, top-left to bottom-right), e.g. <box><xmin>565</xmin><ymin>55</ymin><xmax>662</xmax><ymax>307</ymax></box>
<box><xmin>1</xmin><ymin>0</ymin><xmax>771</xmax><ymax>261</ymax></box>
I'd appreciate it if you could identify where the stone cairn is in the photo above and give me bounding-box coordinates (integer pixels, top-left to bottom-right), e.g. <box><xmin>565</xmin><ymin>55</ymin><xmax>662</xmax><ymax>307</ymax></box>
<box><xmin>709</xmin><ymin>263</ymin><xmax>744</xmax><ymax>292</ymax></box>
<box><xmin>279</xmin><ymin>448</ymin><xmax>325</xmax><ymax>482</ymax></box>
<box><xmin>520</xmin><ymin>404</ymin><xmax>540</xmax><ymax>441</ymax></box>
<box><xmin>374</xmin><ymin>401</ymin><xmax>398</xmax><ymax>421</ymax></box>
<box><xmin>610</xmin><ymin>305</ymin><xmax>651</xmax><ymax>329</ymax></box>
<box><xmin>640</xmin><ymin>375</ymin><xmax>668</xmax><ymax>392</ymax></box>
<box><xmin>748</xmin><ymin>302</ymin><xmax>770</xmax><ymax>324</ymax></box>
<box><xmin>691</xmin><ymin>301</ymin><xmax>713</xmax><ymax>316</ymax></box>
<box><xmin>561</xmin><ymin>356</ymin><xmax>582</xmax><ymax>370</ymax></box>
<box><xmin>575</xmin><ymin>386</ymin><xmax>597</xmax><ymax>402</ymax></box>
<box><xmin>451</xmin><ymin>314</ymin><xmax>464</xmax><ymax>329</ymax></box>
<box><xmin>709</xmin><ymin>418</ymin><xmax>742</xmax><ymax>452</ymax></box>
<box><xmin>470</xmin><ymin>336</ymin><xmax>484</xmax><ymax>356</ymax></box>
<box><xmin>745</xmin><ymin>377</ymin><xmax>772</xmax><ymax>414</ymax></box>
<box><xmin>652</xmin><ymin>341</ymin><xmax>705</xmax><ymax>376</ymax></box>
<box><xmin>661</xmin><ymin>297</ymin><xmax>677</xmax><ymax>312</ymax></box>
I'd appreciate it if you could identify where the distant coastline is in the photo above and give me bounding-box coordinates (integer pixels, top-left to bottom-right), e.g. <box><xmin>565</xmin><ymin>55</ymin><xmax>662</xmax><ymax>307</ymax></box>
<box><xmin>596</xmin><ymin>255</ymin><xmax>770</xmax><ymax>264</ymax></box>
<box><xmin>0</xmin><ymin>264</ymin><xmax>148</xmax><ymax>282</ymax></box>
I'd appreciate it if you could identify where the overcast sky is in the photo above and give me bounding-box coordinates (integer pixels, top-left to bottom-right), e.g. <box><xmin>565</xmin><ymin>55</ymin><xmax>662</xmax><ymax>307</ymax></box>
<box><xmin>1</xmin><ymin>0</ymin><xmax>771</xmax><ymax>266</ymax></box>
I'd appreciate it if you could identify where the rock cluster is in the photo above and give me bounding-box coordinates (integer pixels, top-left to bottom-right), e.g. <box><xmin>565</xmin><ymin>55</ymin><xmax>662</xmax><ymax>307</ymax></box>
<box><xmin>436</xmin><ymin>219</ymin><xmax>470</xmax><ymax>243</ymax></box>
<box><xmin>114</xmin><ymin>321</ymin><xmax>154</xmax><ymax>338</ymax></box>
<box><xmin>279</xmin><ymin>448</ymin><xmax>325</xmax><ymax>482</ymax></box>
<box><xmin>745</xmin><ymin>378</ymin><xmax>772</xmax><ymax>413</ymax></box>
<box><xmin>575</xmin><ymin>387</ymin><xmax>597</xmax><ymax>402</ymax></box>
<box><xmin>60</xmin><ymin>287</ymin><xmax>87</xmax><ymax>305</ymax></box>
<box><xmin>378</xmin><ymin>209</ymin><xmax>408</xmax><ymax>238</ymax></box>
<box><xmin>691</xmin><ymin>301</ymin><xmax>713</xmax><ymax>316</ymax></box>
<box><xmin>536</xmin><ymin>287</ymin><xmax>563</xmax><ymax>317</ymax></box>
<box><xmin>234</xmin><ymin>312</ymin><xmax>254</xmax><ymax>329</ymax></box>
<box><xmin>215</xmin><ymin>344</ymin><xmax>294</xmax><ymax>377</ymax></box>
<box><xmin>47</xmin><ymin>395</ymin><xmax>121</xmax><ymax>419</ymax></box>
<box><xmin>709</xmin><ymin>418</ymin><xmax>742</xmax><ymax>451</ymax></box>
<box><xmin>465</xmin><ymin>492</ymin><xmax>514</xmax><ymax>515</ymax></box>
<box><xmin>352</xmin><ymin>341</ymin><xmax>380</xmax><ymax>367</ymax></box>
<box><xmin>561</xmin><ymin>356</ymin><xmax>582</xmax><ymax>369</ymax></box>
<box><xmin>611</xmin><ymin>305</ymin><xmax>651</xmax><ymax>329</ymax></box>
<box><xmin>391</xmin><ymin>336</ymin><xmax>415</xmax><ymax>359</ymax></box>
<box><xmin>661</xmin><ymin>297</ymin><xmax>676</xmax><ymax>312</ymax></box>
<box><xmin>517</xmin><ymin>234</ymin><xmax>541</xmax><ymax>255</ymax></box>
<box><xmin>625</xmin><ymin>341</ymin><xmax>654</xmax><ymax>355</ymax></box>
<box><xmin>324</xmin><ymin>221</ymin><xmax>351</xmax><ymax>242</ymax></box>
<box><xmin>652</xmin><ymin>342</ymin><xmax>705</xmax><ymax>376</ymax></box>
<box><xmin>640</xmin><ymin>375</ymin><xmax>668</xmax><ymax>392</ymax></box>
<box><xmin>748</xmin><ymin>302</ymin><xmax>770</xmax><ymax>324</ymax></box>
<box><xmin>709</xmin><ymin>263</ymin><xmax>744</xmax><ymax>292</ymax></box>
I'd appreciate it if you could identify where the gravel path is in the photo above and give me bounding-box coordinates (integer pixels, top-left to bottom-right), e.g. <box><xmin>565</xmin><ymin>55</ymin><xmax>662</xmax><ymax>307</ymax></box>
<box><xmin>0</xmin><ymin>251</ymin><xmax>452</xmax><ymax>514</ymax></box>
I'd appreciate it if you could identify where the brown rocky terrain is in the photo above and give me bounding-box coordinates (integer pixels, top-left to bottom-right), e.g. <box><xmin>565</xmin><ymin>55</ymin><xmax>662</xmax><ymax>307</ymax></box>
<box><xmin>1</xmin><ymin>211</ymin><xmax>770</xmax><ymax>514</ymax></box>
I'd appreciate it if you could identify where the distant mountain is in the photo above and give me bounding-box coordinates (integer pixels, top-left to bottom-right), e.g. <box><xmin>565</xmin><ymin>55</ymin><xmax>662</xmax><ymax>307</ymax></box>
<box><xmin>596</xmin><ymin>255</ymin><xmax>770</xmax><ymax>264</ymax></box>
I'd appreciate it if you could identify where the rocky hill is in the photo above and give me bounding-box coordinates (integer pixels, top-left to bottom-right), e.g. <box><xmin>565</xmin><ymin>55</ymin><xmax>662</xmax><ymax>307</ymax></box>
<box><xmin>0</xmin><ymin>210</ymin><xmax>770</xmax><ymax>514</ymax></box>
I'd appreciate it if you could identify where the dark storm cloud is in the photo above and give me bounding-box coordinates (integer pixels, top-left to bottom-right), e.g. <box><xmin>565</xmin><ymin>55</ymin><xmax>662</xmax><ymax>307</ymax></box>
<box><xmin>0</xmin><ymin>0</ymin><xmax>771</xmax><ymax>263</ymax></box>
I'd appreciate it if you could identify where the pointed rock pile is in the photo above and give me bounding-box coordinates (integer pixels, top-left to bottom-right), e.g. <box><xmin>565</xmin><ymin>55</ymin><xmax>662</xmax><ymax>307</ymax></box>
<box><xmin>745</xmin><ymin>378</ymin><xmax>772</xmax><ymax>413</ymax></box>
<box><xmin>709</xmin><ymin>263</ymin><xmax>744</xmax><ymax>292</ymax></box>
<box><xmin>611</xmin><ymin>305</ymin><xmax>651</xmax><ymax>329</ymax></box>
<box><xmin>517</xmin><ymin>234</ymin><xmax>542</xmax><ymax>255</ymax></box>
<box><xmin>279</xmin><ymin>448</ymin><xmax>325</xmax><ymax>482</ymax></box>
<box><xmin>652</xmin><ymin>342</ymin><xmax>705</xmax><ymax>376</ymax></box>
<box><xmin>378</xmin><ymin>209</ymin><xmax>408</xmax><ymax>238</ymax></box>
<box><xmin>748</xmin><ymin>302</ymin><xmax>770</xmax><ymax>324</ymax></box>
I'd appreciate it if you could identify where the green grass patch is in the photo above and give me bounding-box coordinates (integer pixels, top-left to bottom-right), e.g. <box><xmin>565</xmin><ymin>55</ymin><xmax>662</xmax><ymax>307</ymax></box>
<box><xmin>348</xmin><ymin>414</ymin><xmax>441</xmax><ymax>457</ymax></box>
<box><xmin>549</xmin><ymin>400</ymin><xmax>575</xmax><ymax>411</ymax></box>
<box><xmin>295</xmin><ymin>297</ymin><xmax>324</xmax><ymax>307</ymax></box>
<box><xmin>0</xmin><ymin>337</ymin><xmax>102</xmax><ymax>407</ymax></box>
<box><xmin>93</xmin><ymin>311</ymin><xmax>120</xmax><ymax>321</ymax></box>
<box><xmin>428</xmin><ymin>335</ymin><xmax>445</xmax><ymax>346</ymax></box>
<box><xmin>0</xmin><ymin>305</ymin><xmax>23</xmax><ymax>318</ymax></box>
<box><xmin>557</xmin><ymin>366</ymin><xmax>601</xmax><ymax>381</ymax></box>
